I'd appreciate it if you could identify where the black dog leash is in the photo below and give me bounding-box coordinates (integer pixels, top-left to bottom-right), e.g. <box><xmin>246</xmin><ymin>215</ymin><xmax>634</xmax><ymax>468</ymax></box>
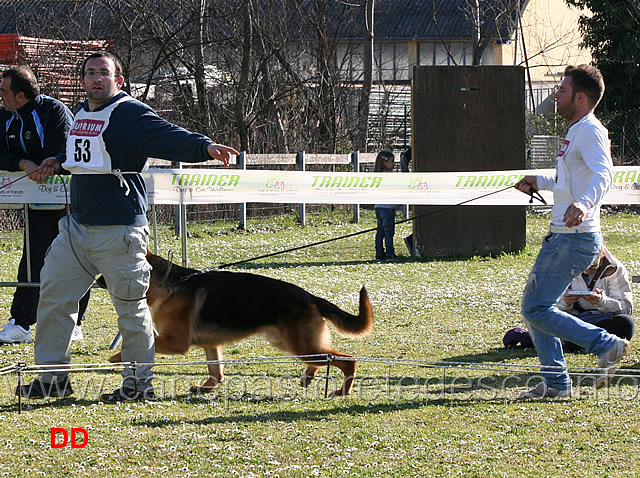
<box><xmin>527</xmin><ymin>187</ymin><xmax>546</xmax><ymax>205</ymax></box>
<box><xmin>217</xmin><ymin>184</ymin><xmax>545</xmax><ymax>269</ymax></box>
<box><xmin>57</xmin><ymin>174</ymin><xmax>167</xmax><ymax>302</ymax></box>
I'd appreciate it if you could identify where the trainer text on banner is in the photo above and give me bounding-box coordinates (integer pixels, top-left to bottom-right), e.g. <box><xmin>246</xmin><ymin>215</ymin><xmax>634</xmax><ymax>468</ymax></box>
<box><xmin>1</xmin><ymin>167</ymin><xmax>639</xmax><ymax>205</ymax></box>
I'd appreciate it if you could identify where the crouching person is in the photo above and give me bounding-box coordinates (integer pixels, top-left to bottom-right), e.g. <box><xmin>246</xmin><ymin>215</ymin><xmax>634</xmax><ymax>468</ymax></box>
<box><xmin>559</xmin><ymin>244</ymin><xmax>634</xmax><ymax>353</ymax></box>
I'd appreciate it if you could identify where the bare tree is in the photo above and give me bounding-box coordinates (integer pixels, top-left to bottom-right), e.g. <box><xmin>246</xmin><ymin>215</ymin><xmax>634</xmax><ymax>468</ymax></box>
<box><xmin>1</xmin><ymin>0</ymin><xmax>368</xmax><ymax>153</ymax></box>
<box><xmin>355</xmin><ymin>0</ymin><xmax>374</xmax><ymax>152</ymax></box>
<box><xmin>462</xmin><ymin>0</ymin><xmax>523</xmax><ymax>65</ymax></box>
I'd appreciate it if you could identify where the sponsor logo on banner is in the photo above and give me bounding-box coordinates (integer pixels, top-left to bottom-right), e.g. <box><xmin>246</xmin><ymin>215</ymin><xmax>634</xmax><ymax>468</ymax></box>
<box><xmin>454</xmin><ymin>173</ymin><xmax>524</xmax><ymax>188</ymax></box>
<box><xmin>171</xmin><ymin>173</ymin><xmax>240</xmax><ymax>188</ymax></box>
<box><xmin>266</xmin><ymin>177</ymin><xmax>286</xmax><ymax>190</ymax></box>
<box><xmin>408</xmin><ymin>177</ymin><xmax>429</xmax><ymax>190</ymax></box>
<box><xmin>310</xmin><ymin>175</ymin><xmax>383</xmax><ymax>188</ymax></box>
<box><xmin>1</xmin><ymin>174</ymin><xmax>12</xmax><ymax>190</ymax></box>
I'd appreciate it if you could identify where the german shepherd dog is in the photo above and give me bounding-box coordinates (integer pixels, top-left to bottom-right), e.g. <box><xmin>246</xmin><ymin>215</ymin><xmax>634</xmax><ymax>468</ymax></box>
<box><xmin>109</xmin><ymin>252</ymin><xmax>374</xmax><ymax>396</ymax></box>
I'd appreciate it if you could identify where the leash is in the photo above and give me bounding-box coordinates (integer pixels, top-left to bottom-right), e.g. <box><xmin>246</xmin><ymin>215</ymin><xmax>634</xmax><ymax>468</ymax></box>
<box><xmin>527</xmin><ymin>187</ymin><xmax>546</xmax><ymax>206</ymax></box>
<box><xmin>8</xmin><ymin>170</ymin><xmax>544</xmax><ymax>279</ymax></box>
<box><xmin>217</xmin><ymin>184</ymin><xmax>546</xmax><ymax>269</ymax></box>
<box><xmin>57</xmin><ymin>174</ymin><xmax>164</xmax><ymax>302</ymax></box>
<box><xmin>3</xmin><ymin>168</ymin><xmax>174</xmax><ymax>303</ymax></box>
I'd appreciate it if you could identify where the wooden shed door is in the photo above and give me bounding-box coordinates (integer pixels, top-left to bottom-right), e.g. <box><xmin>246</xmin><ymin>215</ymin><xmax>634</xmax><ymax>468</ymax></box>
<box><xmin>411</xmin><ymin>66</ymin><xmax>526</xmax><ymax>257</ymax></box>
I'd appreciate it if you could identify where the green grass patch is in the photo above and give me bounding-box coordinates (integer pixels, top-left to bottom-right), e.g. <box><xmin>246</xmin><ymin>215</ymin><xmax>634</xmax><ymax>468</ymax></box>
<box><xmin>1</xmin><ymin>209</ymin><xmax>640</xmax><ymax>477</ymax></box>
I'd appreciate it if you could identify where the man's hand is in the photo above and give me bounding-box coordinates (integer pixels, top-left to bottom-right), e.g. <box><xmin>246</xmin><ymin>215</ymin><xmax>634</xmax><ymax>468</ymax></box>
<box><xmin>19</xmin><ymin>158</ymin><xmax>60</xmax><ymax>183</ymax></box>
<box><xmin>18</xmin><ymin>159</ymin><xmax>39</xmax><ymax>175</ymax></box>
<box><xmin>207</xmin><ymin>143</ymin><xmax>240</xmax><ymax>168</ymax></box>
<box><xmin>514</xmin><ymin>175</ymin><xmax>538</xmax><ymax>195</ymax></box>
<box><xmin>563</xmin><ymin>201</ymin><xmax>588</xmax><ymax>228</ymax></box>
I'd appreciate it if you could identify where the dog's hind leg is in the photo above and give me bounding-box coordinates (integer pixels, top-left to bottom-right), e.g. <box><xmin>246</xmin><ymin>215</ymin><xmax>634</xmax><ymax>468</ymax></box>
<box><xmin>325</xmin><ymin>351</ymin><xmax>357</xmax><ymax>396</ymax></box>
<box><xmin>299</xmin><ymin>351</ymin><xmax>357</xmax><ymax>396</ymax></box>
<box><xmin>282</xmin><ymin>314</ymin><xmax>359</xmax><ymax>396</ymax></box>
<box><xmin>190</xmin><ymin>345</ymin><xmax>224</xmax><ymax>394</ymax></box>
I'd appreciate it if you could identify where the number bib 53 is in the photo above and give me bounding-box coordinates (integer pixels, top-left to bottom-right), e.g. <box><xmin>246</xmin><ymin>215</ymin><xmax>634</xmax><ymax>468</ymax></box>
<box><xmin>65</xmin><ymin>96</ymin><xmax>134</xmax><ymax>174</ymax></box>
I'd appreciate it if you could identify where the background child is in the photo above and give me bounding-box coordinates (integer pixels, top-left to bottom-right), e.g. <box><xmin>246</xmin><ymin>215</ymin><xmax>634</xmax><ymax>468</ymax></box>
<box><xmin>373</xmin><ymin>150</ymin><xmax>398</xmax><ymax>260</ymax></box>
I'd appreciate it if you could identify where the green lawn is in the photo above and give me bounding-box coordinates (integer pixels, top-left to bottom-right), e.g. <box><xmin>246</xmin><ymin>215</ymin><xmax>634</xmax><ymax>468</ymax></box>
<box><xmin>1</xmin><ymin>208</ymin><xmax>639</xmax><ymax>477</ymax></box>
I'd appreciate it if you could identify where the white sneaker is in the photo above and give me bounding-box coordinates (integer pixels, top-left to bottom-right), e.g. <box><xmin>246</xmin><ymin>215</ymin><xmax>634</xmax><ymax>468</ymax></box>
<box><xmin>0</xmin><ymin>319</ymin><xmax>33</xmax><ymax>344</ymax></box>
<box><xmin>71</xmin><ymin>324</ymin><xmax>84</xmax><ymax>342</ymax></box>
<box><xmin>596</xmin><ymin>338</ymin><xmax>630</xmax><ymax>389</ymax></box>
<box><xmin>520</xmin><ymin>382</ymin><xmax>572</xmax><ymax>399</ymax></box>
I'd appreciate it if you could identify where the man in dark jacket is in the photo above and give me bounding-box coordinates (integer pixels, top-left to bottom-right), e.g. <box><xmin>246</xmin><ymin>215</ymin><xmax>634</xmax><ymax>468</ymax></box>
<box><xmin>16</xmin><ymin>52</ymin><xmax>238</xmax><ymax>402</ymax></box>
<box><xmin>0</xmin><ymin>65</ymin><xmax>89</xmax><ymax>344</ymax></box>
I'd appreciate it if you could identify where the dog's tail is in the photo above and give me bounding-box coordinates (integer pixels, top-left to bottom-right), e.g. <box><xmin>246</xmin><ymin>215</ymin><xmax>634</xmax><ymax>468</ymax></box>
<box><xmin>313</xmin><ymin>287</ymin><xmax>374</xmax><ymax>338</ymax></box>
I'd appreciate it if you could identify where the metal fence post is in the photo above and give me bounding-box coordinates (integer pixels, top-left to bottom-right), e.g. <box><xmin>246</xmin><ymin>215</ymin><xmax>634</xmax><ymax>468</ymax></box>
<box><xmin>351</xmin><ymin>151</ymin><xmax>360</xmax><ymax>224</ymax></box>
<box><xmin>297</xmin><ymin>151</ymin><xmax>306</xmax><ymax>225</ymax></box>
<box><xmin>151</xmin><ymin>203</ymin><xmax>158</xmax><ymax>255</ymax></box>
<box><xmin>171</xmin><ymin>160</ymin><xmax>189</xmax><ymax>267</ymax></box>
<box><xmin>180</xmin><ymin>197</ymin><xmax>188</xmax><ymax>267</ymax></box>
<box><xmin>238</xmin><ymin>151</ymin><xmax>247</xmax><ymax>230</ymax></box>
<box><xmin>172</xmin><ymin>160</ymin><xmax>182</xmax><ymax>238</ymax></box>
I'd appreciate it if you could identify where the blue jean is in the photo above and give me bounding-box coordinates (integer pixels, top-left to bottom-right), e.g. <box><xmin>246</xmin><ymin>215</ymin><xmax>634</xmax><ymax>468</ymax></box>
<box><xmin>521</xmin><ymin>231</ymin><xmax>619</xmax><ymax>390</ymax></box>
<box><xmin>375</xmin><ymin>207</ymin><xmax>396</xmax><ymax>258</ymax></box>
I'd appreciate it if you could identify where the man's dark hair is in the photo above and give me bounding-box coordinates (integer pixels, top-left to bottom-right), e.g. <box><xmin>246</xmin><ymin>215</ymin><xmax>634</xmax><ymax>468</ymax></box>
<box><xmin>2</xmin><ymin>65</ymin><xmax>39</xmax><ymax>99</ymax></box>
<box><xmin>564</xmin><ymin>64</ymin><xmax>605</xmax><ymax>107</ymax></box>
<box><xmin>81</xmin><ymin>52</ymin><xmax>124</xmax><ymax>77</ymax></box>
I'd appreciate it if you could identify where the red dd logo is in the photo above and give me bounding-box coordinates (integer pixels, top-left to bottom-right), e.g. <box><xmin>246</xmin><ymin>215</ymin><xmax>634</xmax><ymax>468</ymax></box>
<box><xmin>50</xmin><ymin>427</ymin><xmax>88</xmax><ymax>448</ymax></box>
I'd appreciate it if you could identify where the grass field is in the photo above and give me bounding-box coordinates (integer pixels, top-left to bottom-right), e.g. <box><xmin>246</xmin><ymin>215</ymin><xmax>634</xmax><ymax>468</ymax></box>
<box><xmin>1</xmin><ymin>208</ymin><xmax>639</xmax><ymax>477</ymax></box>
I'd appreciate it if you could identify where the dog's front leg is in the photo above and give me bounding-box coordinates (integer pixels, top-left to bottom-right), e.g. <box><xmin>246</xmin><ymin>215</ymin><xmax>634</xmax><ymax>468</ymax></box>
<box><xmin>190</xmin><ymin>345</ymin><xmax>223</xmax><ymax>394</ymax></box>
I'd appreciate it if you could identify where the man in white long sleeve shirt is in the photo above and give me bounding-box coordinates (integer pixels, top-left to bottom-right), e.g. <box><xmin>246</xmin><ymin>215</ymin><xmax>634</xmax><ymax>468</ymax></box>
<box><xmin>515</xmin><ymin>65</ymin><xmax>629</xmax><ymax>399</ymax></box>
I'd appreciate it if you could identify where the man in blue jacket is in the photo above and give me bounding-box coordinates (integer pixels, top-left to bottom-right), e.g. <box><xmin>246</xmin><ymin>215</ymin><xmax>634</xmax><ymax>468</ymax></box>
<box><xmin>0</xmin><ymin>65</ymin><xmax>90</xmax><ymax>344</ymax></box>
<box><xmin>16</xmin><ymin>52</ymin><xmax>239</xmax><ymax>402</ymax></box>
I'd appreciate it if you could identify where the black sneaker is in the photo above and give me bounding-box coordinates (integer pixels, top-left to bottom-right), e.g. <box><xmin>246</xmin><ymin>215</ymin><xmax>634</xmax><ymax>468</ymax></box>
<box><xmin>15</xmin><ymin>377</ymin><xmax>73</xmax><ymax>399</ymax></box>
<box><xmin>100</xmin><ymin>387</ymin><xmax>155</xmax><ymax>403</ymax></box>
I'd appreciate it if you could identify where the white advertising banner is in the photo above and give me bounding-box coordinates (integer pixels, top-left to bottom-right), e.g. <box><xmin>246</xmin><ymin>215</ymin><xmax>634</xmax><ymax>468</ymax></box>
<box><xmin>1</xmin><ymin>167</ymin><xmax>640</xmax><ymax>206</ymax></box>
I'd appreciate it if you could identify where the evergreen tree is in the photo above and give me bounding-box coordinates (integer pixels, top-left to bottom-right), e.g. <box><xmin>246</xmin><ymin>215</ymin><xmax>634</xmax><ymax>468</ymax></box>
<box><xmin>566</xmin><ymin>0</ymin><xmax>640</xmax><ymax>110</ymax></box>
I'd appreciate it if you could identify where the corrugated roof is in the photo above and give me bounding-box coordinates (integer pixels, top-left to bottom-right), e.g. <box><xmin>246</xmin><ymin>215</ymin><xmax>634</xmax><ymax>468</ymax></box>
<box><xmin>345</xmin><ymin>0</ymin><xmax>525</xmax><ymax>41</ymax></box>
<box><xmin>0</xmin><ymin>0</ymin><xmax>526</xmax><ymax>43</ymax></box>
<box><xmin>279</xmin><ymin>0</ymin><xmax>526</xmax><ymax>43</ymax></box>
<box><xmin>374</xmin><ymin>0</ymin><xmax>480</xmax><ymax>40</ymax></box>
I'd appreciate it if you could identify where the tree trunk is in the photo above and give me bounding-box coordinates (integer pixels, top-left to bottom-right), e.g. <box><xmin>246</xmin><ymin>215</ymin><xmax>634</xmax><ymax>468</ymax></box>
<box><xmin>356</xmin><ymin>0</ymin><xmax>374</xmax><ymax>152</ymax></box>
<box><xmin>193</xmin><ymin>0</ymin><xmax>212</xmax><ymax>135</ymax></box>
<box><xmin>235</xmin><ymin>0</ymin><xmax>252</xmax><ymax>151</ymax></box>
<box><xmin>471</xmin><ymin>0</ymin><xmax>481</xmax><ymax>65</ymax></box>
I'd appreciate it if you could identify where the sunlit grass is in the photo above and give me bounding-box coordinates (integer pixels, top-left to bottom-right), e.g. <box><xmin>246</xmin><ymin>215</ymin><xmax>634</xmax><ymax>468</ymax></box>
<box><xmin>1</xmin><ymin>209</ymin><xmax>640</xmax><ymax>477</ymax></box>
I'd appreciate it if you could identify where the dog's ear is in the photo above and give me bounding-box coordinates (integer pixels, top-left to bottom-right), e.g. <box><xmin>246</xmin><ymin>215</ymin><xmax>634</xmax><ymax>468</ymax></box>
<box><xmin>95</xmin><ymin>275</ymin><xmax>108</xmax><ymax>289</ymax></box>
<box><xmin>146</xmin><ymin>249</ymin><xmax>153</xmax><ymax>259</ymax></box>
